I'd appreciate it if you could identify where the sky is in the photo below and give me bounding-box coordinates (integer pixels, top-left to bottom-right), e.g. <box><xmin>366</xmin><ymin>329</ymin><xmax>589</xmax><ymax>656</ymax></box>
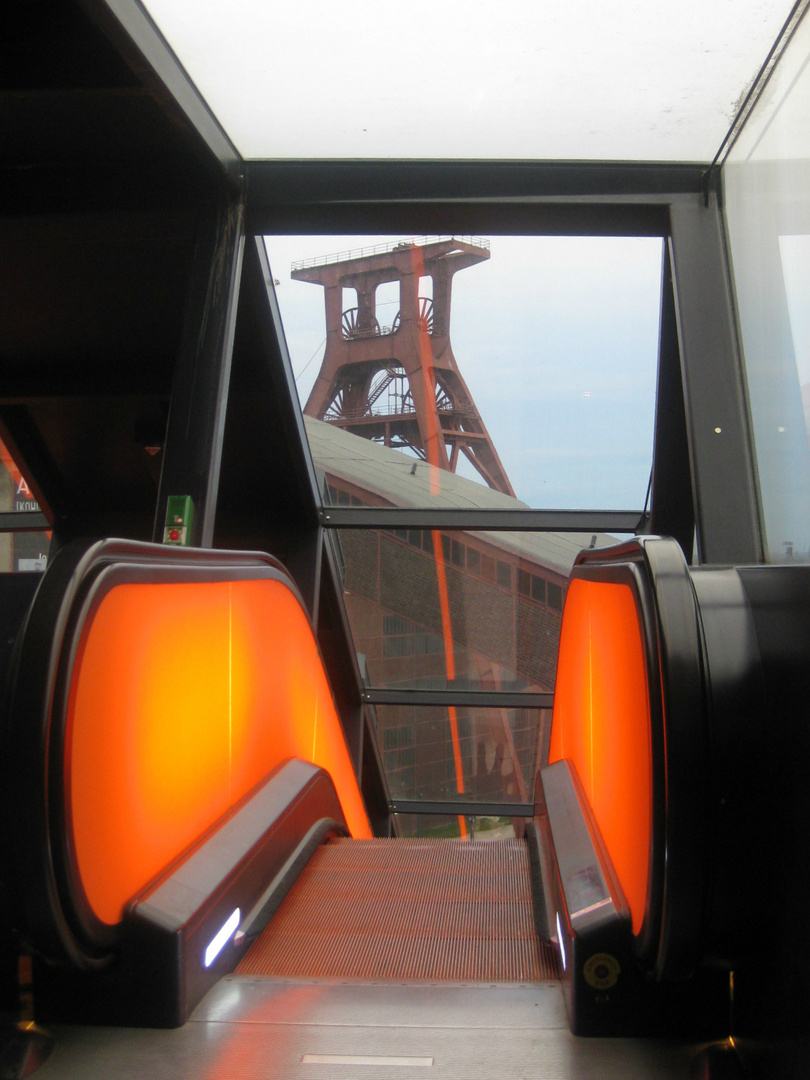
<box><xmin>263</xmin><ymin>235</ymin><xmax>664</xmax><ymax>511</ymax></box>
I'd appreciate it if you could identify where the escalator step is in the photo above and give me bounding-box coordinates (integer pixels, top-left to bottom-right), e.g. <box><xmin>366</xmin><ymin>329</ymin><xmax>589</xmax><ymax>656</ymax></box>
<box><xmin>236</xmin><ymin>838</ymin><xmax>560</xmax><ymax>982</ymax></box>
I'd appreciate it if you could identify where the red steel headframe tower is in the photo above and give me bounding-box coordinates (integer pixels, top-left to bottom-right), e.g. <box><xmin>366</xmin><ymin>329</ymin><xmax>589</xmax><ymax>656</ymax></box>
<box><xmin>293</xmin><ymin>236</ymin><xmax>515</xmax><ymax>496</ymax></box>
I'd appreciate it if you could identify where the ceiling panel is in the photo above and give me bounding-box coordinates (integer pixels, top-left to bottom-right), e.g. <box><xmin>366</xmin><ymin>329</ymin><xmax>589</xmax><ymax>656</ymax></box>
<box><xmin>142</xmin><ymin>0</ymin><xmax>796</xmax><ymax>162</ymax></box>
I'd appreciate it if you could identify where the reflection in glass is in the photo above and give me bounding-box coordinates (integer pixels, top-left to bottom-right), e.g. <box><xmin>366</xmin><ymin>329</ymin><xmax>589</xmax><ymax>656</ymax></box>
<box><xmin>267</xmin><ymin>234</ymin><xmax>662</xmax><ymax>512</ymax></box>
<box><xmin>335</xmin><ymin>526</ymin><xmax>608</xmax><ymax>692</ymax></box>
<box><xmin>0</xmin><ymin>436</ymin><xmax>50</xmax><ymax>572</ymax></box>
<box><xmin>395</xmin><ymin>814</ymin><xmax>526</xmax><ymax>840</ymax></box>
<box><xmin>0</xmin><ymin>531</ymin><xmax>50</xmax><ymax>573</ymax></box>
<box><xmin>724</xmin><ymin>13</ymin><xmax>810</xmax><ymax>561</ymax></box>
<box><xmin>376</xmin><ymin>705</ymin><xmax>551</xmax><ymax>806</ymax></box>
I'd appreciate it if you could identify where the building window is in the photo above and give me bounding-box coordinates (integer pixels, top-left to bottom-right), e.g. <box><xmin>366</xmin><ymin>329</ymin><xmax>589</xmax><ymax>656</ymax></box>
<box><xmin>531</xmin><ymin>575</ymin><xmax>546</xmax><ymax>604</ymax></box>
<box><xmin>547</xmin><ymin>582</ymin><xmax>563</xmax><ymax>612</ymax></box>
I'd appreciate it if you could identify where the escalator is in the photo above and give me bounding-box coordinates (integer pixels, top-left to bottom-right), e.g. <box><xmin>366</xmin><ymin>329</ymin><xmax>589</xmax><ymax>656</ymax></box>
<box><xmin>0</xmin><ymin>537</ymin><xmax>557</xmax><ymax>1036</ymax></box>
<box><xmin>3</xmin><ymin>533</ymin><xmax>805</xmax><ymax>1079</ymax></box>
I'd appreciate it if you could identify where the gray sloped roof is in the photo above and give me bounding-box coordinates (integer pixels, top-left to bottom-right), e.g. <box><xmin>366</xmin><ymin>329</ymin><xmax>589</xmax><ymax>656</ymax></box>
<box><xmin>304</xmin><ymin>416</ymin><xmax>619</xmax><ymax>577</ymax></box>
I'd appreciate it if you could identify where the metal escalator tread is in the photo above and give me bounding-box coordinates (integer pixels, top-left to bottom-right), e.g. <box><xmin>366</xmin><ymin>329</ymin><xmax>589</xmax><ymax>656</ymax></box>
<box><xmin>236</xmin><ymin>837</ymin><xmax>560</xmax><ymax>982</ymax></box>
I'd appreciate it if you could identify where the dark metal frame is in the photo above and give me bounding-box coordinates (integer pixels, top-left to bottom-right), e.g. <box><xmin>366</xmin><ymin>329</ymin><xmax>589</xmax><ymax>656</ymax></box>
<box><xmin>649</xmin><ymin>244</ymin><xmax>695</xmax><ymax>554</ymax></box>
<box><xmin>364</xmin><ymin>689</ymin><xmax>553</xmax><ymax>709</ymax></box>
<box><xmin>249</xmin><ymin>164</ymin><xmax>760</xmax><ymax>566</ymax></box>
<box><xmin>320</xmin><ymin>508</ymin><xmax>649</xmax><ymax>533</ymax></box>
<box><xmin>0</xmin><ymin>511</ymin><xmax>49</xmax><ymax>532</ymax></box>
<box><xmin>668</xmin><ymin>194</ymin><xmax>761</xmax><ymax>563</ymax></box>
<box><xmin>391</xmin><ymin>799</ymin><xmax>533</xmax><ymax>818</ymax></box>
<box><xmin>155</xmin><ymin>200</ymin><xmax>245</xmax><ymax>547</ymax></box>
<box><xmin>240</xmin><ymin>163</ymin><xmax>764</xmax><ymax>820</ymax></box>
<box><xmin>246</xmin><ymin>160</ymin><xmax>706</xmax><ymax>216</ymax></box>
<box><xmin>79</xmin><ymin>0</ymin><xmax>244</xmax><ymax>190</ymax></box>
<box><xmin>247</xmin><ymin>237</ymin><xmax>323</xmax><ymax>517</ymax></box>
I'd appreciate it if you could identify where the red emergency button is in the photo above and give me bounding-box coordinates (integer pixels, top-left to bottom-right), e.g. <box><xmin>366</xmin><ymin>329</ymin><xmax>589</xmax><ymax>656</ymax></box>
<box><xmin>168</xmin><ymin>529</ymin><xmax>181</xmax><ymax>541</ymax></box>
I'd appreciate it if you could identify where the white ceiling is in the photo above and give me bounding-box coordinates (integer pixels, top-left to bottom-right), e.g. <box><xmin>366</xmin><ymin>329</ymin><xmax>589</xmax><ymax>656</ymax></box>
<box><xmin>143</xmin><ymin>0</ymin><xmax>797</xmax><ymax>161</ymax></box>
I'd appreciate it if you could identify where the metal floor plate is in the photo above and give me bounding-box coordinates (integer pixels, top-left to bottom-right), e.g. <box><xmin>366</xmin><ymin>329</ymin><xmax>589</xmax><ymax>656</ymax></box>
<box><xmin>34</xmin><ymin>977</ymin><xmax>699</xmax><ymax>1080</ymax></box>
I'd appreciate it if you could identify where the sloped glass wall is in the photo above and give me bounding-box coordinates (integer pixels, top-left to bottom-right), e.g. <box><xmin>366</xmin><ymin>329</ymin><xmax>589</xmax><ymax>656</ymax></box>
<box><xmin>724</xmin><ymin>13</ymin><xmax>810</xmax><ymax>561</ymax></box>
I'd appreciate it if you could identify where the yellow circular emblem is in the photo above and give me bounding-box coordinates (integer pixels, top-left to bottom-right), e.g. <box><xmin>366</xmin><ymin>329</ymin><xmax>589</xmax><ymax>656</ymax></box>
<box><xmin>583</xmin><ymin>953</ymin><xmax>621</xmax><ymax>990</ymax></box>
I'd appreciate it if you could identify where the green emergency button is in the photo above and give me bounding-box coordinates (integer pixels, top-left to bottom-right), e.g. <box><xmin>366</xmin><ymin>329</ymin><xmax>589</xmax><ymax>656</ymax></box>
<box><xmin>163</xmin><ymin>495</ymin><xmax>194</xmax><ymax>546</ymax></box>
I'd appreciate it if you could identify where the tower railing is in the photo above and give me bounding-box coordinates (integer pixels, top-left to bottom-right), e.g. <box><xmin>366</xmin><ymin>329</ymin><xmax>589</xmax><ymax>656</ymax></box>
<box><xmin>291</xmin><ymin>235</ymin><xmax>490</xmax><ymax>272</ymax></box>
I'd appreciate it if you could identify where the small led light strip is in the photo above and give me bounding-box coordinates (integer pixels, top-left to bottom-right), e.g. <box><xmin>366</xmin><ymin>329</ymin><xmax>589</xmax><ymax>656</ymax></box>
<box><xmin>204</xmin><ymin>908</ymin><xmax>241</xmax><ymax>968</ymax></box>
<box><xmin>556</xmin><ymin>911</ymin><xmax>567</xmax><ymax>972</ymax></box>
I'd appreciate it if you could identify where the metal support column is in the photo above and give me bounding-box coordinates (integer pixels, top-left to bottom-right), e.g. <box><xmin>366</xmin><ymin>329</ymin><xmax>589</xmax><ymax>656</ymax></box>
<box><xmin>155</xmin><ymin>200</ymin><xmax>245</xmax><ymax>547</ymax></box>
<box><xmin>668</xmin><ymin>193</ymin><xmax>761</xmax><ymax>564</ymax></box>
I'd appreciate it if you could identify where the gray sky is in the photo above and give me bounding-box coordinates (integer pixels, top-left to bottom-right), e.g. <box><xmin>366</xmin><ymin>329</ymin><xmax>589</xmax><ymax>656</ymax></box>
<box><xmin>264</xmin><ymin>235</ymin><xmax>663</xmax><ymax>510</ymax></box>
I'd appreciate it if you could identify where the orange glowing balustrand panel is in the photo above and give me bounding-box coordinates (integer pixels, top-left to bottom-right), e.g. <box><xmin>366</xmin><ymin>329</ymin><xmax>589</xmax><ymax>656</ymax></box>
<box><xmin>67</xmin><ymin>577</ymin><xmax>371</xmax><ymax>928</ymax></box>
<box><xmin>549</xmin><ymin>578</ymin><xmax>652</xmax><ymax>935</ymax></box>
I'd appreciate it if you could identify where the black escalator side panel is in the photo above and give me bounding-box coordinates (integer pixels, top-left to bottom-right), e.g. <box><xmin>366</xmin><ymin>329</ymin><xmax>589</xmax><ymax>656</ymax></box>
<box><xmin>524</xmin><ymin>820</ymin><xmax>552</xmax><ymax>944</ymax></box>
<box><xmin>34</xmin><ymin>759</ymin><xmax>347</xmax><ymax>1027</ymax></box>
<box><xmin>0</xmin><ymin>573</ymin><xmax>42</xmax><ymax>713</ymax></box>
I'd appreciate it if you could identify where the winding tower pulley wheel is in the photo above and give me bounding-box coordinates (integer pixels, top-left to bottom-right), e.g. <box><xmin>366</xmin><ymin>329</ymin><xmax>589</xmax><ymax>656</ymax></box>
<box><xmin>342</xmin><ymin>308</ymin><xmax>381</xmax><ymax>340</ymax></box>
<box><xmin>417</xmin><ymin>296</ymin><xmax>434</xmax><ymax>334</ymax></box>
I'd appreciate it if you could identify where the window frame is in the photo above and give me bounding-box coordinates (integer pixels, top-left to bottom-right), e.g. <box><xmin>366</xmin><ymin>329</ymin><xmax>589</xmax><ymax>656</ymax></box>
<box><xmin>244</xmin><ymin>166</ymin><xmax>761</xmax><ymax>817</ymax></box>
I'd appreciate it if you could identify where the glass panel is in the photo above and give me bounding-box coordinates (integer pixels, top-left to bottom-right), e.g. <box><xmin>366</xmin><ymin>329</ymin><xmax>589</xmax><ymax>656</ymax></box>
<box><xmin>341</xmin><ymin>529</ymin><xmax>567</xmax><ymax>691</ymax></box>
<box><xmin>0</xmin><ymin>531</ymin><xmax>51</xmax><ymax>573</ymax></box>
<box><xmin>724</xmin><ymin>13</ymin><xmax>810</xmax><ymax>561</ymax></box>
<box><xmin>143</xmin><ymin>0</ymin><xmax>794</xmax><ymax>161</ymax></box>
<box><xmin>336</xmin><ymin>527</ymin><xmax>627</xmax><ymax>691</ymax></box>
<box><xmin>395</xmin><ymin>815</ymin><xmax>526</xmax><ymax>840</ymax></box>
<box><xmin>375</xmin><ymin>705</ymin><xmax>551</xmax><ymax>806</ymax></box>
<box><xmin>0</xmin><ymin>435</ymin><xmax>51</xmax><ymax>571</ymax></box>
<box><xmin>268</xmin><ymin>234</ymin><xmax>662</xmax><ymax>511</ymax></box>
<box><xmin>1</xmin><ymin>435</ymin><xmax>40</xmax><ymax>515</ymax></box>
